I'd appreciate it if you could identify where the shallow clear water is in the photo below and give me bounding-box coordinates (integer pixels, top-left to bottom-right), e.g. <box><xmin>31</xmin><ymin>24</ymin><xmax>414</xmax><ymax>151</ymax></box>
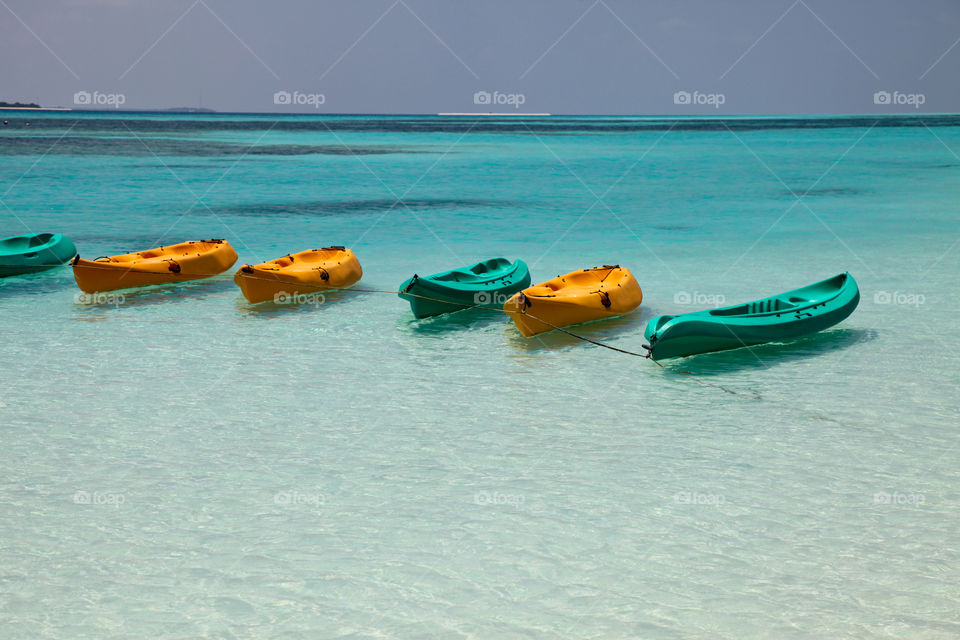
<box><xmin>1</xmin><ymin>113</ymin><xmax>958</xmax><ymax>639</ymax></box>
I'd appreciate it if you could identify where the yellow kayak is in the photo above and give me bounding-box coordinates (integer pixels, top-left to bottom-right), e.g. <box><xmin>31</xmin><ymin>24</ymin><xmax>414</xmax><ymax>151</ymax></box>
<box><xmin>504</xmin><ymin>265</ymin><xmax>642</xmax><ymax>337</ymax></box>
<box><xmin>72</xmin><ymin>239</ymin><xmax>237</xmax><ymax>293</ymax></box>
<box><xmin>233</xmin><ymin>246</ymin><xmax>362</xmax><ymax>304</ymax></box>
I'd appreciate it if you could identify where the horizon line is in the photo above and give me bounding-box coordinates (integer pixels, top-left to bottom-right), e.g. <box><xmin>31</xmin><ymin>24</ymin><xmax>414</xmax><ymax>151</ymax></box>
<box><xmin>1</xmin><ymin>107</ymin><xmax>958</xmax><ymax>118</ymax></box>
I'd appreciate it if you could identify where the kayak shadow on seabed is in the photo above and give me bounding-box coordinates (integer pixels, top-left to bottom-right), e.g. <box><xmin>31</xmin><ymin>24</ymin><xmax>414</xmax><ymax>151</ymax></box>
<box><xmin>0</xmin><ymin>266</ymin><xmax>77</xmax><ymax>299</ymax></box>
<box><xmin>70</xmin><ymin>277</ymin><xmax>235</xmax><ymax>315</ymax></box>
<box><xmin>404</xmin><ymin>305</ymin><xmax>512</xmax><ymax>334</ymax></box>
<box><xmin>655</xmin><ymin>327</ymin><xmax>879</xmax><ymax>376</ymax></box>
<box><xmin>235</xmin><ymin>287</ymin><xmax>357</xmax><ymax>317</ymax></box>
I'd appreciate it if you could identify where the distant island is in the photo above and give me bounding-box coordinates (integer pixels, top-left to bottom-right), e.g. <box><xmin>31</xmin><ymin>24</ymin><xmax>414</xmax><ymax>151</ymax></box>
<box><xmin>68</xmin><ymin>106</ymin><xmax>218</xmax><ymax>113</ymax></box>
<box><xmin>0</xmin><ymin>101</ymin><xmax>41</xmax><ymax>109</ymax></box>
<box><xmin>161</xmin><ymin>107</ymin><xmax>217</xmax><ymax>113</ymax></box>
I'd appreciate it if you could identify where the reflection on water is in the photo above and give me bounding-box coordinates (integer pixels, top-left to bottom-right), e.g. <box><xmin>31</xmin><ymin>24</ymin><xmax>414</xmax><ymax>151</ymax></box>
<box><xmin>656</xmin><ymin>328</ymin><xmax>879</xmax><ymax>376</ymax></box>
<box><xmin>70</xmin><ymin>276</ymin><xmax>236</xmax><ymax>320</ymax></box>
<box><xmin>236</xmin><ymin>287</ymin><xmax>358</xmax><ymax>318</ymax></box>
<box><xmin>402</xmin><ymin>305</ymin><xmax>510</xmax><ymax>334</ymax></box>
<box><xmin>0</xmin><ymin>266</ymin><xmax>76</xmax><ymax>298</ymax></box>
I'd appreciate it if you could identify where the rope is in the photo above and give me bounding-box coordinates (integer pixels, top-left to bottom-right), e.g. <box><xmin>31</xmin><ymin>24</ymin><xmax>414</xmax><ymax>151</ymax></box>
<box><xmin>34</xmin><ymin>259</ymin><xmax>749</xmax><ymax>396</ymax></box>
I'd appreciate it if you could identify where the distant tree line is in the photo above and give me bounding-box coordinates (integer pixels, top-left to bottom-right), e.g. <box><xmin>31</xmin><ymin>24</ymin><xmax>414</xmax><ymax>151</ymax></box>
<box><xmin>0</xmin><ymin>101</ymin><xmax>41</xmax><ymax>108</ymax></box>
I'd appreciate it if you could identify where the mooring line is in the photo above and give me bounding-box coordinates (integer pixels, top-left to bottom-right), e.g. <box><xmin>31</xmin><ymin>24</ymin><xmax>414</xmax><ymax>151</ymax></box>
<box><xmin>30</xmin><ymin>262</ymin><xmax>749</xmax><ymax>396</ymax></box>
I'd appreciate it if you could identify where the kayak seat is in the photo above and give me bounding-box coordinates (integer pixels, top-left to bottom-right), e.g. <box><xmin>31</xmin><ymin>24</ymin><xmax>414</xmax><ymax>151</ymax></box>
<box><xmin>711</xmin><ymin>304</ymin><xmax>748</xmax><ymax>316</ymax></box>
<box><xmin>711</xmin><ymin>297</ymin><xmax>796</xmax><ymax>316</ymax></box>
<box><xmin>747</xmin><ymin>298</ymin><xmax>796</xmax><ymax>314</ymax></box>
<box><xmin>1</xmin><ymin>235</ymin><xmax>36</xmax><ymax>250</ymax></box>
<box><xmin>471</xmin><ymin>258</ymin><xmax>510</xmax><ymax>275</ymax></box>
<box><xmin>434</xmin><ymin>270</ymin><xmax>471</xmax><ymax>282</ymax></box>
<box><xmin>651</xmin><ymin>315</ymin><xmax>675</xmax><ymax>332</ymax></box>
<box><xmin>769</xmin><ymin>298</ymin><xmax>795</xmax><ymax>311</ymax></box>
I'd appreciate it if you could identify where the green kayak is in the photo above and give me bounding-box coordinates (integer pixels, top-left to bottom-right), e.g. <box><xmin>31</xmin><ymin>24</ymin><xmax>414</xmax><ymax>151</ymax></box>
<box><xmin>643</xmin><ymin>272</ymin><xmax>860</xmax><ymax>360</ymax></box>
<box><xmin>0</xmin><ymin>232</ymin><xmax>78</xmax><ymax>277</ymax></box>
<box><xmin>399</xmin><ymin>258</ymin><xmax>531</xmax><ymax>318</ymax></box>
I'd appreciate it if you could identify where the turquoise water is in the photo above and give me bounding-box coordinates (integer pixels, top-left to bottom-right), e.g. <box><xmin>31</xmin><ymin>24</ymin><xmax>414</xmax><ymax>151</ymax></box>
<box><xmin>1</xmin><ymin>113</ymin><xmax>958</xmax><ymax>638</ymax></box>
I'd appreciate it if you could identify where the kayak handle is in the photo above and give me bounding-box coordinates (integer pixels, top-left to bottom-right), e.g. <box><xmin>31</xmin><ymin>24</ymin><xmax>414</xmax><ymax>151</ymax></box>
<box><xmin>403</xmin><ymin>275</ymin><xmax>418</xmax><ymax>293</ymax></box>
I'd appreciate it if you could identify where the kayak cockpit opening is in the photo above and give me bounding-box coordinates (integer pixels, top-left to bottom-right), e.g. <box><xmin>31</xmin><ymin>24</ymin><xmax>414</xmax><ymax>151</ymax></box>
<box><xmin>709</xmin><ymin>298</ymin><xmax>797</xmax><ymax>316</ymax></box>
<box><xmin>1</xmin><ymin>233</ymin><xmax>54</xmax><ymax>250</ymax></box>
<box><xmin>651</xmin><ymin>315</ymin><xmax>675</xmax><ymax>331</ymax></box>
<box><xmin>470</xmin><ymin>257</ymin><xmax>511</xmax><ymax>275</ymax></box>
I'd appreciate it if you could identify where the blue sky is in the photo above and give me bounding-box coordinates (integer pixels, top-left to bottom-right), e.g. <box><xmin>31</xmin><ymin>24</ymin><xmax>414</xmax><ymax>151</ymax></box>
<box><xmin>1</xmin><ymin>0</ymin><xmax>958</xmax><ymax>113</ymax></box>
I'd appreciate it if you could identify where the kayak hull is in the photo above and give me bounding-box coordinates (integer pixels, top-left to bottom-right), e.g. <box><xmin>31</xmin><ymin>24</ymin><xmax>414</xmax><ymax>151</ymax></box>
<box><xmin>399</xmin><ymin>258</ymin><xmax>531</xmax><ymax>318</ymax></box>
<box><xmin>0</xmin><ymin>233</ymin><xmax>77</xmax><ymax>276</ymax></box>
<box><xmin>234</xmin><ymin>247</ymin><xmax>362</xmax><ymax>304</ymax></box>
<box><xmin>643</xmin><ymin>272</ymin><xmax>860</xmax><ymax>360</ymax></box>
<box><xmin>504</xmin><ymin>265</ymin><xmax>642</xmax><ymax>337</ymax></box>
<box><xmin>72</xmin><ymin>239</ymin><xmax>237</xmax><ymax>293</ymax></box>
